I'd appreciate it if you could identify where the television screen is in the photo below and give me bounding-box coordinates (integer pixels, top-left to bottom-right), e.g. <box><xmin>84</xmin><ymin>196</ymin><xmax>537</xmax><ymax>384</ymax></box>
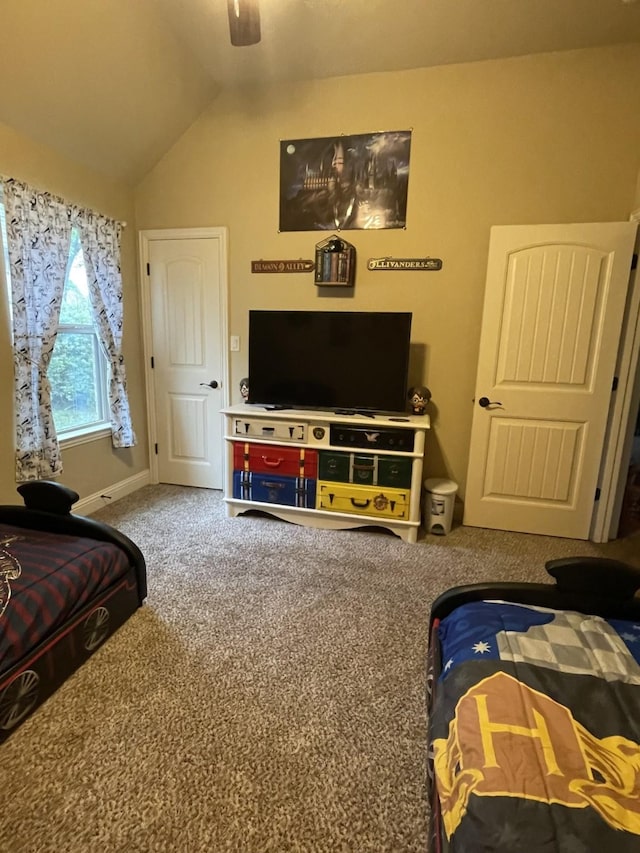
<box><xmin>247</xmin><ymin>310</ymin><xmax>412</xmax><ymax>414</ymax></box>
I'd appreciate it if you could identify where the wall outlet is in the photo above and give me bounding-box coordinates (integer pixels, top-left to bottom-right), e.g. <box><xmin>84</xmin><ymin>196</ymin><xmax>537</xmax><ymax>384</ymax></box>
<box><xmin>230</xmin><ymin>335</ymin><xmax>240</xmax><ymax>352</ymax></box>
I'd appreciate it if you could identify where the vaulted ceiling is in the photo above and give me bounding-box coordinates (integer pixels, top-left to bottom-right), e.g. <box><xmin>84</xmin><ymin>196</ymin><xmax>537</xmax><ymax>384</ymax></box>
<box><xmin>2</xmin><ymin>0</ymin><xmax>640</xmax><ymax>184</ymax></box>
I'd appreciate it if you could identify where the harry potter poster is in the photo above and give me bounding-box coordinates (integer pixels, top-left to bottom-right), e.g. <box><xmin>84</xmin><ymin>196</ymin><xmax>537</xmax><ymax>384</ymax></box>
<box><xmin>279</xmin><ymin>130</ymin><xmax>411</xmax><ymax>232</ymax></box>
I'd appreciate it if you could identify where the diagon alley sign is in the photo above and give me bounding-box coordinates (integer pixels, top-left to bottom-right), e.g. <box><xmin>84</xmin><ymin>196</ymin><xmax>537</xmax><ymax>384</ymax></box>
<box><xmin>251</xmin><ymin>259</ymin><xmax>315</xmax><ymax>273</ymax></box>
<box><xmin>367</xmin><ymin>257</ymin><xmax>443</xmax><ymax>271</ymax></box>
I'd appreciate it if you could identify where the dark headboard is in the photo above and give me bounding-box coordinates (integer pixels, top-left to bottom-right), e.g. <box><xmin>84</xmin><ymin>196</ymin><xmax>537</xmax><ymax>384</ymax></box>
<box><xmin>430</xmin><ymin>557</ymin><xmax>640</xmax><ymax>626</ymax></box>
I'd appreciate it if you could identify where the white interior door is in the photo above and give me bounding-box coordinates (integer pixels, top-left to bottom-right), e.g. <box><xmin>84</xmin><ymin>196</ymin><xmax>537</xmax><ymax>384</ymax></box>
<box><xmin>146</xmin><ymin>232</ymin><xmax>228</xmax><ymax>489</ymax></box>
<box><xmin>464</xmin><ymin>222</ymin><xmax>637</xmax><ymax>539</ymax></box>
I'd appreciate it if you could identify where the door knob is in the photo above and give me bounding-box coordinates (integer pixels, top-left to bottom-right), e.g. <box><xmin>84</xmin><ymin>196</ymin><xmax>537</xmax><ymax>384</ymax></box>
<box><xmin>200</xmin><ymin>380</ymin><xmax>219</xmax><ymax>389</ymax></box>
<box><xmin>478</xmin><ymin>396</ymin><xmax>502</xmax><ymax>408</ymax></box>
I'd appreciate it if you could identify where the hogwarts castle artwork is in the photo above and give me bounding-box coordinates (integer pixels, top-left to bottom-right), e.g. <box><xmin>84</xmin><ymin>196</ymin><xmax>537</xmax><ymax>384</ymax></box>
<box><xmin>279</xmin><ymin>130</ymin><xmax>411</xmax><ymax>232</ymax></box>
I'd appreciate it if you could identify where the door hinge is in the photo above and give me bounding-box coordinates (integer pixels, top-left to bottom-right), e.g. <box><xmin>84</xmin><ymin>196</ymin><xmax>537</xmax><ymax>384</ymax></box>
<box><xmin>595</xmin><ymin>487</ymin><xmax>601</xmax><ymax>501</ymax></box>
<box><xmin>151</xmin><ymin>356</ymin><xmax>155</xmax><ymax>369</ymax></box>
<box><xmin>612</xmin><ymin>376</ymin><xmax>619</xmax><ymax>392</ymax></box>
<box><xmin>154</xmin><ymin>443</ymin><xmax>158</xmax><ymax>455</ymax></box>
<box><xmin>632</xmin><ymin>253</ymin><xmax>638</xmax><ymax>272</ymax></box>
<box><xmin>146</xmin><ymin>262</ymin><xmax>150</xmax><ymax>275</ymax></box>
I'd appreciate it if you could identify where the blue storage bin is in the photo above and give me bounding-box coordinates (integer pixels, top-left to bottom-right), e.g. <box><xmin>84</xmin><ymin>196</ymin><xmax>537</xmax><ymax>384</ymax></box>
<box><xmin>233</xmin><ymin>471</ymin><xmax>316</xmax><ymax>508</ymax></box>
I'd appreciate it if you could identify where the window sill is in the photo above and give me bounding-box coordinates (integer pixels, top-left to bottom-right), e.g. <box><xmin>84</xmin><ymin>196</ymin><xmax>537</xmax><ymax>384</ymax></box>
<box><xmin>59</xmin><ymin>424</ymin><xmax>111</xmax><ymax>449</ymax></box>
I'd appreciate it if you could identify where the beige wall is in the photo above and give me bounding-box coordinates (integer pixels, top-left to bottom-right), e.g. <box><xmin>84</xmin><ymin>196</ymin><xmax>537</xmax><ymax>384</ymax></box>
<box><xmin>0</xmin><ymin>122</ymin><xmax>148</xmax><ymax>504</ymax></box>
<box><xmin>135</xmin><ymin>44</ymin><xmax>640</xmax><ymax>496</ymax></box>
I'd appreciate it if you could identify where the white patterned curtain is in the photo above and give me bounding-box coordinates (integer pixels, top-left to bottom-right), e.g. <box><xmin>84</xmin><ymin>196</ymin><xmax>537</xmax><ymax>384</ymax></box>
<box><xmin>71</xmin><ymin>208</ymin><xmax>136</xmax><ymax>447</ymax></box>
<box><xmin>2</xmin><ymin>178</ymin><xmax>72</xmax><ymax>481</ymax></box>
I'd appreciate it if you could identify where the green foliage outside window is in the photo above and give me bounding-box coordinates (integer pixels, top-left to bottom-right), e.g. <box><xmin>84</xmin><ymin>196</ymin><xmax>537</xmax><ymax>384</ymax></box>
<box><xmin>49</xmin><ymin>333</ymin><xmax>101</xmax><ymax>430</ymax></box>
<box><xmin>48</xmin><ymin>230</ymin><xmax>108</xmax><ymax>433</ymax></box>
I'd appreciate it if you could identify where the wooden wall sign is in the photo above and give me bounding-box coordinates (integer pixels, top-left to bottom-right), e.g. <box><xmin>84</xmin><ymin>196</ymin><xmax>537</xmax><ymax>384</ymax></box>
<box><xmin>251</xmin><ymin>259</ymin><xmax>314</xmax><ymax>273</ymax></box>
<box><xmin>367</xmin><ymin>257</ymin><xmax>443</xmax><ymax>271</ymax></box>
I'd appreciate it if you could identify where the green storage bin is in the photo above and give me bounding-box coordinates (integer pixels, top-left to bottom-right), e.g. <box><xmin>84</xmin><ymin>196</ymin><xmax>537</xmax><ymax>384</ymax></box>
<box><xmin>377</xmin><ymin>456</ymin><xmax>412</xmax><ymax>488</ymax></box>
<box><xmin>351</xmin><ymin>455</ymin><xmax>375</xmax><ymax>485</ymax></box>
<box><xmin>319</xmin><ymin>450</ymin><xmax>412</xmax><ymax>488</ymax></box>
<box><xmin>318</xmin><ymin>451</ymin><xmax>351</xmax><ymax>483</ymax></box>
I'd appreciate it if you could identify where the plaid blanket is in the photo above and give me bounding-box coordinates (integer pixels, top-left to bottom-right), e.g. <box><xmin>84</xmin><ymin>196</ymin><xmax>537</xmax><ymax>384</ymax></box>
<box><xmin>0</xmin><ymin>522</ymin><xmax>130</xmax><ymax>674</ymax></box>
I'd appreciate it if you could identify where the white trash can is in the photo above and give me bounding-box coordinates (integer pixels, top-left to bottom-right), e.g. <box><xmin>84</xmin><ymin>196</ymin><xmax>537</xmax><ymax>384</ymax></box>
<box><xmin>424</xmin><ymin>478</ymin><xmax>458</xmax><ymax>535</ymax></box>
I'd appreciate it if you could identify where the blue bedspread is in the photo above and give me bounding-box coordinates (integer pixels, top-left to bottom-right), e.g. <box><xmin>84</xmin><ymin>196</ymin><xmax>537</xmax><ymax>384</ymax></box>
<box><xmin>430</xmin><ymin>601</ymin><xmax>640</xmax><ymax>852</ymax></box>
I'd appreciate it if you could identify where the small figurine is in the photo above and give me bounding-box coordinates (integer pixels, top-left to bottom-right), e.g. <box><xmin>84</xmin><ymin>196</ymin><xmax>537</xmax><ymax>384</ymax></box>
<box><xmin>239</xmin><ymin>377</ymin><xmax>249</xmax><ymax>402</ymax></box>
<box><xmin>408</xmin><ymin>385</ymin><xmax>431</xmax><ymax>416</ymax></box>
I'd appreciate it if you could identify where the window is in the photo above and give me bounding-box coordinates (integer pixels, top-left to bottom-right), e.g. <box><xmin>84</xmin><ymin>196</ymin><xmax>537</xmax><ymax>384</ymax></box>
<box><xmin>0</xmin><ymin>204</ymin><xmax>110</xmax><ymax>438</ymax></box>
<box><xmin>48</xmin><ymin>229</ymin><xmax>110</xmax><ymax>436</ymax></box>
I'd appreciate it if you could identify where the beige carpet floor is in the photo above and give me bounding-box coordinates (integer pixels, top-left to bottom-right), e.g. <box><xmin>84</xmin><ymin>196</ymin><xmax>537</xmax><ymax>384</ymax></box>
<box><xmin>1</xmin><ymin>485</ymin><xmax>638</xmax><ymax>852</ymax></box>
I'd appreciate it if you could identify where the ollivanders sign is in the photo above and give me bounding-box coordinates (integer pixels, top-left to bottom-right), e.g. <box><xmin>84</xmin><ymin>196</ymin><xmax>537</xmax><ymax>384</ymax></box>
<box><xmin>367</xmin><ymin>257</ymin><xmax>443</xmax><ymax>271</ymax></box>
<box><xmin>251</xmin><ymin>259</ymin><xmax>314</xmax><ymax>273</ymax></box>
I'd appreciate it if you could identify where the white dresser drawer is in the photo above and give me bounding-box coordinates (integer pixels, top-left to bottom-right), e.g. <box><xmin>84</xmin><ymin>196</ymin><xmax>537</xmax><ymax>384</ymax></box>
<box><xmin>232</xmin><ymin>417</ymin><xmax>307</xmax><ymax>443</ymax></box>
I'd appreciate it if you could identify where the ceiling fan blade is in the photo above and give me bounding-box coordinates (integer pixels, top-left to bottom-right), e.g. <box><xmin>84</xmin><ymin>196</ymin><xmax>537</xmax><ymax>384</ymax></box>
<box><xmin>227</xmin><ymin>0</ymin><xmax>261</xmax><ymax>47</ymax></box>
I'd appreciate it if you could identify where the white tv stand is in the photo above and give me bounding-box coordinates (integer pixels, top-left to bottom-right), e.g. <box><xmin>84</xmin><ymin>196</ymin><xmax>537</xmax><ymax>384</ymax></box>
<box><xmin>222</xmin><ymin>404</ymin><xmax>430</xmax><ymax>544</ymax></box>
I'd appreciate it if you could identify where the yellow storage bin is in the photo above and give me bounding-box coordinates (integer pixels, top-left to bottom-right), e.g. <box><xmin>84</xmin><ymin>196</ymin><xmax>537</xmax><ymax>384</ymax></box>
<box><xmin>317</xmin><ymin>481</ymin><xmax>410</xmax><ymax>519</ymax></box>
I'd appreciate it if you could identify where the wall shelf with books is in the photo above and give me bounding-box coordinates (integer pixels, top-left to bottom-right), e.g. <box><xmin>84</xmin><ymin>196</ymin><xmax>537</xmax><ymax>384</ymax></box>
<box><xmin>314</xmin><ymin>235</ymin><xmax>356</xmax><ymax>287</ymax></box>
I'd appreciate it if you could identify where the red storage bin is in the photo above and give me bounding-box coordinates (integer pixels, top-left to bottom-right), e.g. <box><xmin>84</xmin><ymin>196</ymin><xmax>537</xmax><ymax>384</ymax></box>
<box><xmin>233</xmin><ymin>442</ymin><xmax>318</xmax><ymax>479</ymax></box>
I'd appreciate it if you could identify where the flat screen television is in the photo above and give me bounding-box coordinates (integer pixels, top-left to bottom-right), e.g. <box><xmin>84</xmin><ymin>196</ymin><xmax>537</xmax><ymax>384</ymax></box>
<box><xmin>247</xmin><ymin>310</ymin><xmax>412</xmax><ymax>414</ymax></box>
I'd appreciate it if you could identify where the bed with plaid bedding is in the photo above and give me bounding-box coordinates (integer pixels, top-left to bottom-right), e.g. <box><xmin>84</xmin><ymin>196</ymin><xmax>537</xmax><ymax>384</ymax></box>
<box><xmin>0</xmin><ymin>481</ymin><xmax>146</xmax><ymax>742</ymax></box>
<box><xmin>0</xmin><ymin>522</ymin><xmax>131</xmax><ymax>674</ymax></box>
<box><xmin>429</xmin><ymin>599</ymin><xmax>640</xmax><ymax>852</ymax></box>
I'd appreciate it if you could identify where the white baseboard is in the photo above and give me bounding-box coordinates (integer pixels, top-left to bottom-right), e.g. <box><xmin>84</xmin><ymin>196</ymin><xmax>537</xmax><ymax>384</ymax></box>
<box><xmin>74</xmin><ymin>470</ymin><xmax>151</xmax><ymax>516</ymax></box>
